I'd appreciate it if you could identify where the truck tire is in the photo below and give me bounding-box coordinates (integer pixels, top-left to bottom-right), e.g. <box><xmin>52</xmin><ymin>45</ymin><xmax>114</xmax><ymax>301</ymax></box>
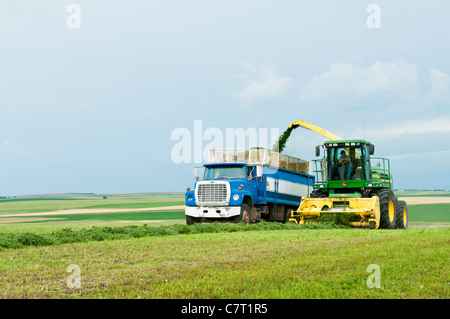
<box><xmin>375</xmin><ymin>189</ymin><xmax>397</xmax><ymax>229</ymax></box>
<box><xmin>238</xmin><ymin>204</ymin><xmax>251</xmax><ymax>224</ymax></box>
<box><xmin>396</xmin><ymin>200</ymin><xmax>408</xmax><ymax>229</ymax></box>
<box><xmin>283</xmin><ymin>206</ymin><xmax>293</xmax><ymax>223</ymax></box>
<box><xmin>186</xmin><ymin>215</ymin><xmax>196</xmax><ymax>225</ymax></box>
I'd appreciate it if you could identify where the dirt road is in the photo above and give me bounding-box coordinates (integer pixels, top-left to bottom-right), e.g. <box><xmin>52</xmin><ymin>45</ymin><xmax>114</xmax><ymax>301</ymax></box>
<box><xmin>398</xmin><ymin>197</ymin><xmax>450</xmax><ymax>205</ymax></box>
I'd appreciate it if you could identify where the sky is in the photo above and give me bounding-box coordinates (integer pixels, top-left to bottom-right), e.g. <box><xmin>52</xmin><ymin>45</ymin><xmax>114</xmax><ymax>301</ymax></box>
<box><xmin>0</xmin><ymin>0</ymin><xmax>449</xmax><ymax>196</ymax></box>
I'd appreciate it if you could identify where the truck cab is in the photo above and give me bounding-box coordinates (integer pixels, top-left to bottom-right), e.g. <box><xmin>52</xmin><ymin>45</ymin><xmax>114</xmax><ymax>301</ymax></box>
<box><xmin>185</xmin><ymin>163</ymin><xmax>260</xmax><ymax>224</ymax></box>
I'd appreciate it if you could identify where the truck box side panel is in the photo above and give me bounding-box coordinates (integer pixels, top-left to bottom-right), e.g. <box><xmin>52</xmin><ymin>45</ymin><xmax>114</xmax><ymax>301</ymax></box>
<box><xmin>260</xmin><ymin>165</ymin><xmax>314</xmax><ymax>207</ymax></box>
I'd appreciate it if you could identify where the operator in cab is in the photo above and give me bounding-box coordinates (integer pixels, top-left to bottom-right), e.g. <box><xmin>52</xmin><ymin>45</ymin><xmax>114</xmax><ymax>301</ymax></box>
<box><xmin>336</xmin><ymin>150</ymin><xmax>352</xmax><ymax>181</ymax></box>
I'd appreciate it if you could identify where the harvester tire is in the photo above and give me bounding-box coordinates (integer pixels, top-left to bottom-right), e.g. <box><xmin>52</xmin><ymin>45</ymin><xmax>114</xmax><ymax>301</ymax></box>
<box><xmin>396</xmin><ymin>200</ymin><xmax>408</xmax><ymax>229</ymax></box>
<box><xmin>376</xmin><ymin>189</ymin><xmax>397</xmax><ymax>229</ymax></box>
<box><xmin>310</xmin><ymin>190</ymin><xmax>328</xmax><ymax>198</ymax></box>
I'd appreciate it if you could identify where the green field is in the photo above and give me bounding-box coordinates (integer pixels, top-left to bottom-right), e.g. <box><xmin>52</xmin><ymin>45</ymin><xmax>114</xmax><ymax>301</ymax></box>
<box><xmin>0</xmin><ymin>193</ymin><xmax>185</xmax><ymax>215</ymax></box>
<box><xmin>2</xmin><ymin>211</ymin><xmax>186</xmax><ymax>224</ymax></box>
<box><xmin>395</xmin><ymin>190</ymin><xmax>450</xmax><ymax>197</ymax></box>
<box><xmin>0</xmin><ymin>191</ymin><xmax>449</xmax><ymax>299</ymax></box>
<box><xmin>408</xmin><ymin>204</ymin><xmax>450</xmax><ymax>224</ymax></box>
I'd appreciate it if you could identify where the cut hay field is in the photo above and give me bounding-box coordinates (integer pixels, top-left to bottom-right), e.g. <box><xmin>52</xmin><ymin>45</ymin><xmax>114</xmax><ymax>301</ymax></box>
<box><xmin>0</xmin><ymin>225</ymin><xmax>448</xmax><ymax>299</ymax></box>
<box><xmin>0</xmin><ymin>191</ymin><xmax>448</xmax><ymax>299</ymax></box>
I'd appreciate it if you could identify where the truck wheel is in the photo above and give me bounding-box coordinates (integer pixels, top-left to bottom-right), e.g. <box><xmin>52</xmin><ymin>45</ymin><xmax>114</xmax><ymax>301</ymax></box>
<box><xmin>376</xmin><ymin>189</ymin><xmax>397</xmax><ymax>229</ymax></box>
<box><xmin>396</xmin><ymin>200</ymin><xmax>408</xmax><ymax>229</ymax></box>
<box><xmin>239</xmin><ymin>204</ymin><xmax>251</xmax><ymax>224</ymax></box>
<box><xmin>186</xmin><ymin>215</ymin><xmax>197</xmax><ymax>225</ymax></box>
<box><xmin>283</xmin><ymin>206</ymin><xmax>293</xmax><ymax>223</ymax></box>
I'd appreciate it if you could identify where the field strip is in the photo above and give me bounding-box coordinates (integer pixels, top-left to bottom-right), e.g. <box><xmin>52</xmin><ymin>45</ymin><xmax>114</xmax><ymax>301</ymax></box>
<box><xmin>398</xmin><ymin>197</ymin><xmax>450</xmax><ymax>205</ymax></box>
<box><xmin>0</xmin><ymin>217</ymin><xmax>64</xmax><ymax>224</ymax></box>
<box><xmin>0</xmin><ymin>205</ymin><xmax>186</xmax><ymax>218</ymax></box>
<box><xmin>2</xmin><ymin>197</ymin><xmax>448</xmax><ymax>218</ymax></box>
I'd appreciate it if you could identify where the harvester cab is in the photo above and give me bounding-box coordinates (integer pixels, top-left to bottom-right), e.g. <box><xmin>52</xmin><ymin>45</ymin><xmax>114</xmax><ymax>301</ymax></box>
<box><xmin>313</xmin><ymin>140</ymin><xmax>381</xmax><ymax>195</ymax></box>
<box><xmin>291</xmin><ymin>139</ymin><xmax>408</xmax><ymax>229</ymax></box>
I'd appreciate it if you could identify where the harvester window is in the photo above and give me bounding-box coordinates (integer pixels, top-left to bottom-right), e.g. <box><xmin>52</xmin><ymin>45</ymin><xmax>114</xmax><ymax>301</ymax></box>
<box><xmin>354</xmin><ymin>158</ymin><xmax>364</xmax><ymax>180</ymax></box>
<box><xmin>327</xmin><ymin>146</ymin><xmax>366</xmax><ymax>181</ymax></box>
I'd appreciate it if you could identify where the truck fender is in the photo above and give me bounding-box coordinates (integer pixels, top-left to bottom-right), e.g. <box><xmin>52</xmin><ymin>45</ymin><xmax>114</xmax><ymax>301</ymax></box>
<box><xmin>241</xmin><ymin>193</ymin><xmax>254</xmax><ymax>207</ymax></box>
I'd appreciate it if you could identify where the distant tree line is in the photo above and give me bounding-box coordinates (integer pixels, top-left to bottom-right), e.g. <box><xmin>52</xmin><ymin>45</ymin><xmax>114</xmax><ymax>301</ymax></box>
<box><xmin>395</xmin><ymin>189</ymin><xmax>449</xmax><ymax>191</ymax></box>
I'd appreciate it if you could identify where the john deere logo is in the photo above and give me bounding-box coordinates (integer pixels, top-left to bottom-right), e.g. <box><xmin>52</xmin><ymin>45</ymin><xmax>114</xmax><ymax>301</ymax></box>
<box><xmin>342</xmin><ymin>182</ymin><xmax>348</xmax><ymax>187</ymax></box>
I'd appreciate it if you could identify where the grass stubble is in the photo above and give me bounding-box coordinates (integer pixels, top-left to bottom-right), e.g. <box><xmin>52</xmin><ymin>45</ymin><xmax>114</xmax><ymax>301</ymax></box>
<box><xmin>0</xmin><ymin>222</ymin><xmax>448</xmax><ymax>299</ymax></box>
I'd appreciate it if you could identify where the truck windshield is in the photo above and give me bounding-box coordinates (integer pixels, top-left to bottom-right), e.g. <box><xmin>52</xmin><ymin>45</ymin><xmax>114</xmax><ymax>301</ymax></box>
<box><xmin>204</xmin><ymin>165</ymin><xmax>246</xmax><ymax>180</ymax></box>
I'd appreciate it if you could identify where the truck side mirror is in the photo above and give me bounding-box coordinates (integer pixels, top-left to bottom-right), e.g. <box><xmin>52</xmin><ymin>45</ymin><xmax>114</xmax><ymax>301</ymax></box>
<box><xmin>315</xmin><ymin>145</ymin><xmax>321</xmax><ymax>157</ymax></box>
<box><xmin>369</xmin><ymin>144</ymin><xmax>375</xmax><ymax>155</ymax></box>
<box><xmin>256</xmin><ymin>165</ymin><xmax>263</xmax><ymax>178</ymax></box>
<box><xmin>194</xmin><ymin>167</ymin><xmax>199</xmax><ymax>181</ymax></box>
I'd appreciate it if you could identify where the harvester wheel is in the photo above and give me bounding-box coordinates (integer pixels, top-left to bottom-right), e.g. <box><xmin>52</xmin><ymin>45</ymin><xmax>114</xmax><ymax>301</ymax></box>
<box><xmin>310</xmin><ymin>190</ymin><xmax>328</xmax><ymax>198</ymax></box>
<box><xmin>396</xmin><ymin>200</ymin><xmax>408</xmax><ymax>229</ymax></box>
<box><xmin>376</xmin><ymin>189</ymin><xmax>397</xmax><ymax>229</ymax></box>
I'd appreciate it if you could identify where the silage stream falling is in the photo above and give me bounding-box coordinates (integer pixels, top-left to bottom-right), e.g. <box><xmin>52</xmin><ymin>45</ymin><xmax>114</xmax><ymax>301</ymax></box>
<box><xmin>272</xmin><ymin>125</ymin><xmax>298</xmax><ymax>153</ymax></box>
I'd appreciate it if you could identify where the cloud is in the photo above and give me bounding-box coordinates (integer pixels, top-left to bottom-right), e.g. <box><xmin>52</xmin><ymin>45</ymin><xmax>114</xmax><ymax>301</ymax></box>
<box><xmin>0</xmin><ymin>138</ymin><xmax>20</xmax><ymax>152</ymax></box>
<box><xmin>298</xmin><ymin>60</ymin><xmax>419</xmax><ymax>103</ymax></box>
<box><xmin>233</xmin><ymin>63</ymin><xmax>294</xmax><ymax>105</ymax></box>
<box><xmin>1</xmin><ymin>139</ymin><xmax>11</xmax><ymax>148</ymax></box>
<box><xmin>364</xmin><ymin>117</ymin><xmax>450</xmax><ymax>140</ymax></box>
<box><xmin>427</xmin><ymin>68</ymin><xmax>450</xmax><ymax>103</ymax></box>
<box><xmin>389</xmin><ymin>149</ymin><xmax>450</xmax><ymax>161</ymax></box>
<box><xmin>143</xmin><ymin>110</ymin><xmax>157</xmax><ymax>122</ymax></box>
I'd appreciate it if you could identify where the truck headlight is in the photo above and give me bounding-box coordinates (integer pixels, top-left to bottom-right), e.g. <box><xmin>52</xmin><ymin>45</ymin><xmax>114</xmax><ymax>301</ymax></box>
<box><xmin>188</xmin><ymin>195</ymin><xmax>193</xmax><ymax>201</ymax></box>
<box><xmin>233</xmin><ymin>194</ymin><xmax>239</xmax><ymax>201</ymax></box>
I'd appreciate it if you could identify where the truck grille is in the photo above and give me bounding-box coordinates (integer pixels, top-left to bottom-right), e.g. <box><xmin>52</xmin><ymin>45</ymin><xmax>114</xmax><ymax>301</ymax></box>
<box><xmin>197</xmin><ymin>183</ymin><xmax>228</xmax><ymax>204</ymax></box>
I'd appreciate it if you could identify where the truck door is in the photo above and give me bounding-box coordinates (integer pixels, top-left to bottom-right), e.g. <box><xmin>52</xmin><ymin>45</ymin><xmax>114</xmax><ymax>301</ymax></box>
<box><xmin>247</xmin><ymin>166</ymin><xmax>258</xmax><ymax>202</ymax></box>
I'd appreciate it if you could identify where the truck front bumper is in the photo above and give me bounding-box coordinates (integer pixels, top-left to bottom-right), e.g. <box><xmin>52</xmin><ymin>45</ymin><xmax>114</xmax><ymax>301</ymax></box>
<box><xmin>185</xmin><ymin>206</ymin><xmax>241</xmax><ymax>219</ymax></box>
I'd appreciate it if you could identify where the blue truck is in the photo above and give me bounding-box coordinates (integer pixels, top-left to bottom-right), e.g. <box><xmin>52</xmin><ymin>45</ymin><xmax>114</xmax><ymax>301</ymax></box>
<box><xmin>185</xmin><ymin>149</ymin><xmax>315</xmax><ymax>224</ymax></box>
